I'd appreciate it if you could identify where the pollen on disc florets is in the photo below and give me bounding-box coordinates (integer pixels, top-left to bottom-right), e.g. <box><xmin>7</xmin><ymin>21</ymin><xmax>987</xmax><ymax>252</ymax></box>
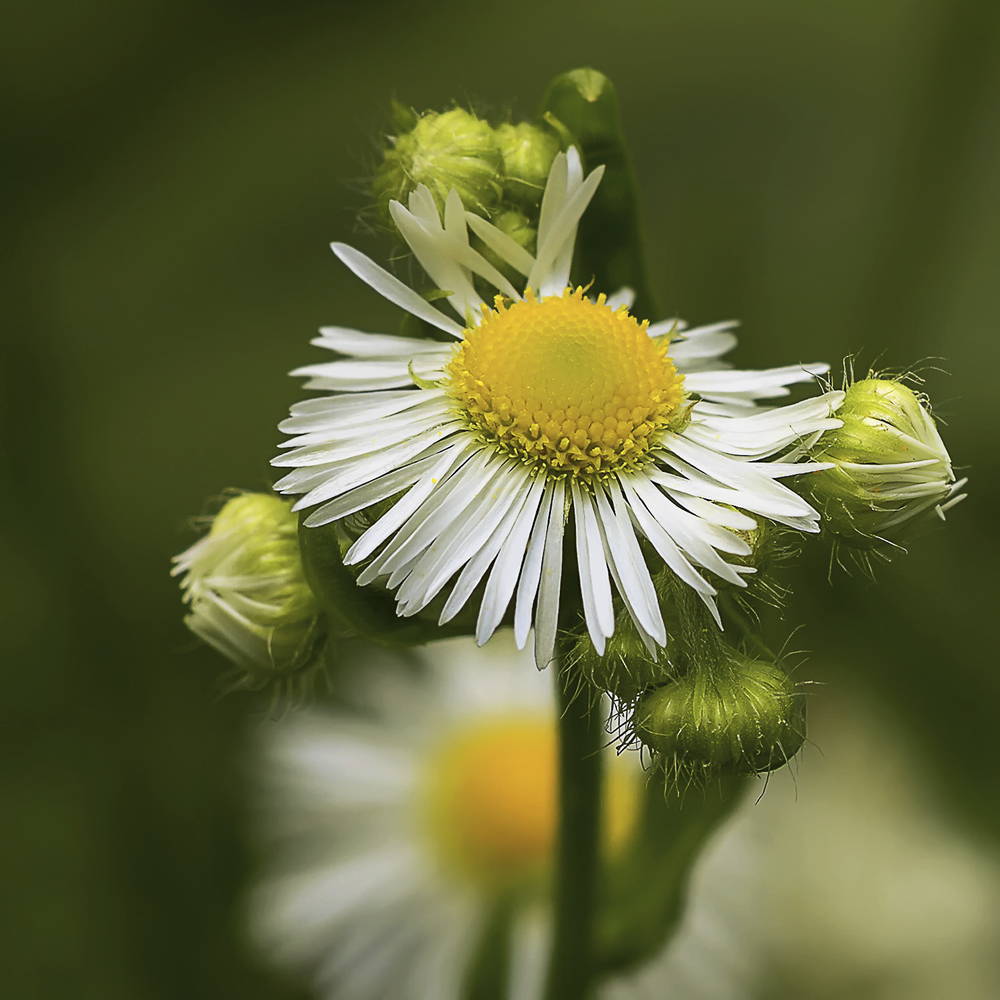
<box><xmin>445</xmin><ymin>288</ymin><xmax>687</xmax><ymax>477</ymax></box>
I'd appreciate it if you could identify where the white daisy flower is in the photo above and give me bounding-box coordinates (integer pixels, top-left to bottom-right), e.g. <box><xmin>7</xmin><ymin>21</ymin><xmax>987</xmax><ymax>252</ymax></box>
<box><xmin>272</xmin><ymin>148</ymin><xmax>844</xmax><ymax>666</ymax></box>
<box><xmin>249</xmin><ymin>632</ymin><xmax>640</xmax><ymax>1000</ymax></box>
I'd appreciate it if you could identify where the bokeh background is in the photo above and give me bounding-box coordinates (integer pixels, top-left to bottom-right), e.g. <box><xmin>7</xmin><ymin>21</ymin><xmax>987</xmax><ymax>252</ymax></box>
<box><xmin>4</xmin><ymin>0</ymin><xmax>999</xmax><ymax>997</ymax></box>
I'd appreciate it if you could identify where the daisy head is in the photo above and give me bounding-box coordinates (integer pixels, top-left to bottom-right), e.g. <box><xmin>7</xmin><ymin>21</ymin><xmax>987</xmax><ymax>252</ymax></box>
<box><xmin>249</xmin><ymin>633</ymin><xmax>640</xmax><ymax>1000</ymax></box>
<box><xmin>273</xmin><ymin>147</ymin><xmax>843</xmax><ymax>667</ymax></box>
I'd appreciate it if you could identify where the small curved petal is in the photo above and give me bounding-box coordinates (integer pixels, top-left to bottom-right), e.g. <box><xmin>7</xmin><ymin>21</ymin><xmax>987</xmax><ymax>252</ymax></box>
<box><xmin>331</xmin><ymin>242</ymin><xmax>465</xmax><ymax>338</ymax></box>
<box><xmin>465</xmin><ymin>212</ymin><xmax>535</xmax><ymax>277</ymax></box>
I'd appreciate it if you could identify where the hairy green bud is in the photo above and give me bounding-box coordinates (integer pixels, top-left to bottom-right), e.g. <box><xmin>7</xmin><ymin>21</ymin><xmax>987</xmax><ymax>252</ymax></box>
<box><xmin>632</xmin><ymin>657</ymin><xmax>804</xmax><ymax>779</ymax></box>
<box><xmin>172</xmin><ymin>493</ymin><xmax>325</xmax><ymax>686</ymax></box>
<box><xmin>571</xmin><ymin>610</ymin><xmax>670</xmax><ymax>702</ymax></box>
<box><xmin>494</xmin><ymin>122</ymin><xmax>561</xmax><ymax>210</ymax></box>
<box><xmin>806</xmin><ymin>378</ymin><xmax>965</xmax><ymax>548</ymax></box>
<box><xmin>373</xmin><ymin>108</ymin><xmax>502</xmax><ymax>225</ymax></box>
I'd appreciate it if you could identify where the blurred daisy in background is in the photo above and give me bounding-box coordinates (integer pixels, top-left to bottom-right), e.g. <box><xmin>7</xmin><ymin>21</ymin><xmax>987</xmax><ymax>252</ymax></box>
<box><xmin>272</xmin><ymin>148</ymin><xmax>844</xmax><ymax>667</ymax></box>
<box><xmin>249</xmin><ymin>632</ymin><xmax>640</xmax><ymax>1000</ymax></box>
<box><xmin>604</xmin><ymin>691</ymin><xmax>1000</xmax><ymax>1000</ymax></box>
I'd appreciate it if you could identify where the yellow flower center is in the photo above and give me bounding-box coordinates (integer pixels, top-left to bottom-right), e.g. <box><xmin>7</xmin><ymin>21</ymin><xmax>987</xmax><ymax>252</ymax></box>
<box><xmin>446</xmin><ymin>289</ymin><xmax>686</xmax><ymax>477</ymax></box>
<box><xmin>422</xmin><ymin>714</ymin><xmax>640</xmax><ymax>888</ymax></box>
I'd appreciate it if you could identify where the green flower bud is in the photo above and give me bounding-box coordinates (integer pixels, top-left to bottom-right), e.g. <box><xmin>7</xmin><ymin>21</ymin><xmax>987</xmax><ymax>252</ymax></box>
<box><xmin>172</xmin><ymin>493</ymin><xmax>325</xmax><ymax>687</ymax></box>
<box><xmin>373</xmin><ymin>108</ymin><xmax>502</xmax><ymax>225</ymax></box>
<box><xmin>806</xmin><ymin>378</ymin><xmax>965</xmax><ymax>548</ymax></box>
<box><xmin>571</xmin><ymin>611</ymin><xmax>670</xmax><ymax>703</ymax></box>
<box><xmin>632</xmin><ymin>657</ymin><xmax>805</xmax><ymax>780</ymax></box>
<box><xmin>494</xmin><ymin>122</ymin><xmax>561</xmax><ymax>210</ymax></box>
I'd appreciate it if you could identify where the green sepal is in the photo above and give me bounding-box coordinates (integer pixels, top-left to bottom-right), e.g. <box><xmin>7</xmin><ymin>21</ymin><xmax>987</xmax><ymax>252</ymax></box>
<box><xmin>297</xmin><ymin>517</ymin><xmax>474</xmax><ymax>647</ymax></box>
<box><xmin>594</xmin><ymin>776</ymin><xmax>747</xmax><ymax>973</ymax></box>
<box><xmin>537</xmin><ymin>68</ymin><xmax>658</xmax><ymax>318</ymax></box>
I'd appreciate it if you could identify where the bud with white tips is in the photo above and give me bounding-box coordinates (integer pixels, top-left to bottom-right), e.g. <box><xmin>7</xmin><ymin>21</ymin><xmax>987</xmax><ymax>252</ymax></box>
<box><xmin>172</xmin><ymin>493</ymin><xmax>325</xmax><ymax>689</ymax></box>
<box><xmin>806</xmin><ymin>377</ymin><xmax>966</xmax><ymax>549</ymax></box>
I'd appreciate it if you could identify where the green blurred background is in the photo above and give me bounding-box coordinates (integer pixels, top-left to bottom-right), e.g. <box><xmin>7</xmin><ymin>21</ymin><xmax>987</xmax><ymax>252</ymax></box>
<box><xmin>3</xmin><ymin>0</ymin><xmax>999</xmax><ymax>996</ymax></box>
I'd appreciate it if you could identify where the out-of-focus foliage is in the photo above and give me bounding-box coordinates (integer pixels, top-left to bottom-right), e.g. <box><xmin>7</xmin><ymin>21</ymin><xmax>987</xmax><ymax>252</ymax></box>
<box><xmin>2</xmin><ymin>1</ymin><xmax>998</xmax><ymax>997</ymax></box>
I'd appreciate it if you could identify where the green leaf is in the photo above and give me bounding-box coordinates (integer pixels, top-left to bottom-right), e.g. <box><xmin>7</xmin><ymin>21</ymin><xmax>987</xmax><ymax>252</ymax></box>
<box><xmin>537</xmin><ymin>68</ymin><xmax>659</xmax><ymax>319</ymax></box>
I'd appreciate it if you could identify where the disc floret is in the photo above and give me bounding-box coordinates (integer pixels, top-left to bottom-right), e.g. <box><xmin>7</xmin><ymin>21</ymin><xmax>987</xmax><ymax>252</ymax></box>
<box><xmin>445</xmin><ymin>288</ymin><xmax>687</xmax><ymax>478</ymax></box>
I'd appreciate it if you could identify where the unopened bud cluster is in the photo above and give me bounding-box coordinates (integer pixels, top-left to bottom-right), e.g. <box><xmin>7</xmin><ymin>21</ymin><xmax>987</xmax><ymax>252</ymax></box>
<box><xmin>373</xmin><ymin>107</ymin><xmax>563</xmax><ymax>281</ymax></box>
<box><xmin>805</xmin><ymin>377</ymin><xmax>966</xmax><ymax>551</ymax></box>
<box><xmin>172</xmin><ymin>493</ymin><xmax>325</xmax><ymax>691</ymax></box>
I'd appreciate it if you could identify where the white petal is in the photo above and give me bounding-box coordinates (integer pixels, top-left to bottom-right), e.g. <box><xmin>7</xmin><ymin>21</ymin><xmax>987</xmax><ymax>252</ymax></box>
<box><xmin>394</xmin><ymin>463</ymin><xmax>533</xmax><ymax>615</ymax></box>
<box><xmin>465</xmin><ymin>212</ymin><xmax>535</xmax><ymax>277</ymax></box>
<box><xmin>331</xmin><ymin>242</ymin><xmax>465</xmax><ymax>337</ymax></box>
<box><xmin>535</xmin><ymin>150</ymin><xmax>569</xmax><ymax>253</ymax></box>
<box><xmin>275</xmin><ymin>403</ymin><xmax>455</xmax><ymax>465</ymax></box>
<box><xmin>530</xmin><ymin>165</ymin><xmax>605</xmax><ymax>296</ymax></box>
<box><xmin>684</xmin><ymin>363</ymin><xmax>829</xmax><ymax>399</ymax></box>
<box><xmin>345</xmin><ymin>441</ymin><xmax>477</xmax><ymax>564</ymax></box>
<box><xmin>627</xmin><ymin>475</ymin><xmax>748</xmax><ymax>586</ymax></box>
<box><xmin>514</xmin><ymin>486</ymin><xmax>555</xmax><ymax>650</ymax></box>
<box><xmin>605</xmin><ymin>287</ymin><xmax>636</xmax><ymax>311</ymax></box>
<box><xmin>388</xmin><ymin>201</ymin><xmax>484</xmax><ymax>321</ymax></box>
<box><xmin>303</xmin><ymin>449</ymin><xmax>453</xmax><ymax>527</ymax></box>
<box><xmin>595</xmin><ymin>484</ymin><xmax>666</xmax><ymax>645</ymax></box>
<box><xmin>473</xmin><ymin>476</ymin><xmax>548</xmax><ymax>642</ymax></box>
<box><xmin>280</xmin><ymin>389</ymin><xmax>446</xmax><ymax>434</ymax></box>
<box><xmin>311</xmin><ymin>327</ymin><xmax>452</xmax><ymax>358</ymax></box>
<box><xmin>359</xmin><ymin>451</ymin><xmax>497</xmax><ymax>583</ymax></box>
<box><xmin>288</xmin><ymin>425</ymin><xmax>464</xmax><ymax>511</ymax></box>
<box><xmin>291</xmin><ymin>359</ymin><xmax>426</xmax><ymax>392</ymax></box>
<box><xmin>533</xmin><ymin>480</ymin><xmax>566</xmax><ymax>669</ymax></box>
<box><xmin>571</xmin><ymin>482</ymin><xmax>615</xmax><ymax>653</ymax></box>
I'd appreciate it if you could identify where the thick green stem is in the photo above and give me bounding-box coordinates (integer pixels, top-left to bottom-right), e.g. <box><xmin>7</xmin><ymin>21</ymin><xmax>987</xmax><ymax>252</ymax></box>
<box><xmin>544</xmin><ymin>654</ymin><xmax>604</xmax><ymax>1000</ymax></box>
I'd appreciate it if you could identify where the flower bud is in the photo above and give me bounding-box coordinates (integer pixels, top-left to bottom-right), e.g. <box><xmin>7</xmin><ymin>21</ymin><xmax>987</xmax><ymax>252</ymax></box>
<box><xmin>632</xmin><ymin>657</ymin><xmax>805</xmax><ymax>779</ymax></box>
<box><xmin>572</xmin><ymin>615</ymin><xmax>669</xmax><ymax>703</ymax></box>
<box><xmin>172</xmin><ymin>493</ymin><xmax>325</xmax><ymax>686</ymax></box>
<box><xmin>373</xmin><ymin>108</ymin><xmax>502</xmax><ymax>225</ymax></box>
<box><xmin>806</xmin><ymin>378</ymin><xmax>964</xmax><ymax>548</ymax></box>
<box><xmin>494</xmin><ymin>122</ymin><xmax>561</xmax><ymax>210</ymax></box>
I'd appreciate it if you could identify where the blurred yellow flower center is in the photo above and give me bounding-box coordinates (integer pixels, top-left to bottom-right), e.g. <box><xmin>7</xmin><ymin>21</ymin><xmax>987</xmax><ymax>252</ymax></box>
<box><xmin>423</xmin><ymin>714</ymin><xmax>639</xmax><ymax>888</ymax></box>
<box><xmin>446</xmin><ymin>289</ymin><xmax>686</xmax><ymax>476</ymax></box>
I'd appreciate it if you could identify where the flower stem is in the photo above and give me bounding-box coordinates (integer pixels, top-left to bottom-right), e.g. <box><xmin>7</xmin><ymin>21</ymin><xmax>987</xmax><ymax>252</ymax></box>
<box><xmin>544</xmin><ymin>650</ymin><xmax>604</xmax><ymax>1000</ymax></box>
